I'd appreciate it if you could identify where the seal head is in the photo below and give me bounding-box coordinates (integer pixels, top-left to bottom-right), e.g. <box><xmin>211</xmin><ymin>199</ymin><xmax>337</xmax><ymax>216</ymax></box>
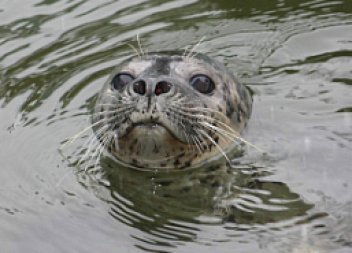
<box><xmin>92</xmin><ymin>52</ymin><xmax>252</xmax><ymax>170</ymax></box>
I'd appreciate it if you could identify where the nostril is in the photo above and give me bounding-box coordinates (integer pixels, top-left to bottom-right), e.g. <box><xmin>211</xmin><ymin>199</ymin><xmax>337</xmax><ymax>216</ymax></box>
<box><xmin>155</xmin><ymin>81</ymin><xmax>172</xmax><ymax>96</ymax></box>
<box><xmin>133</xmin><ymin>80</ymin><xmax>146</xmax><ymax>95</ymax></box>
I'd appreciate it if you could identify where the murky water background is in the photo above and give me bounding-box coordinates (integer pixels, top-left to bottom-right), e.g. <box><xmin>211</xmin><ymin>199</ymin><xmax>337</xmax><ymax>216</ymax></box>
<box><xmin>0</xmin><ymin>0</ymin><xmax>351</xmax><ymax>252</ymax></box>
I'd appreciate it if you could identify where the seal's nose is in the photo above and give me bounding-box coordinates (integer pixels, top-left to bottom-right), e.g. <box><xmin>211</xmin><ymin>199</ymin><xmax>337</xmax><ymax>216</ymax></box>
<box><xmin>133</xmin><ymin>80</ymin><xmax>146</xmax><ymax>95</ymax></box>
<box><xmin>132</xmin><ymin>79</ymin><xmax>172</xmax><ymax>96</ymax></box>
<box><xmin>154</xmin><ymin>81</ymin><xmax>172</xmax><ymax>96</ymax></box>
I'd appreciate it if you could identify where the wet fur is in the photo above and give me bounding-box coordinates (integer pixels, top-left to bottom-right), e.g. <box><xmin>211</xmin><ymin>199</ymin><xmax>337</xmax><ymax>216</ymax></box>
<box><xmin>91</xmin><ymin>52</ymin><xmax>252</xmax><ymax>170</ymax></box>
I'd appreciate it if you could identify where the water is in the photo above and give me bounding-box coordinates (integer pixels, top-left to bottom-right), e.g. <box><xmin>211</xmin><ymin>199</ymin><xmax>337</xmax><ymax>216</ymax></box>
<box><xmin>0</xmin><ymin>0</ymin><xmax>351</xmax><ymax>252</ymax></box>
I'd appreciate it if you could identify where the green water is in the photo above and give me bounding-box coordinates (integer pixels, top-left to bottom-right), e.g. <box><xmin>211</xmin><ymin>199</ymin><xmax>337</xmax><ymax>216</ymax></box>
<box><xmin>0</xmin><ymin>0</ymin><xmax>351</xmax><ymax>252</ymax></box>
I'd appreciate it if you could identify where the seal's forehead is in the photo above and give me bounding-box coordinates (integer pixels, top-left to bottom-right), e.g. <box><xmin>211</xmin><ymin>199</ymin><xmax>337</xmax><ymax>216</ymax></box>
<box><xmin>123</xmin><ymin>55</ymin><xmax>211</xmax><ymax>76</ymax></box>
<box><xmin>124</xmin><ymin>60</ymin><xmax>153</xmax><ymax>74</ymax></box>
<box><xmin>122</xmin><ymin>55</ymin><xmax>181</xmax><ymax>76</ymax></box>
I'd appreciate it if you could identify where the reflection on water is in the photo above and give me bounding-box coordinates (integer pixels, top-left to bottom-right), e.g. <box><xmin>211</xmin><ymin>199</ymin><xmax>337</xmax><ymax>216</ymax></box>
<box><xmin>102</xmin><ymin>158</ymin><xmax>312</xmax><ymax>223</ymax></box>
<box><xmin>0</xmin><ymin>0</ymin><xmax>352</xmax><ymax>252</ymax></box>
<box><xmin>76</xmin><ymin>156</ymin><xmax>315</xmax><ymax>252</ymax></box>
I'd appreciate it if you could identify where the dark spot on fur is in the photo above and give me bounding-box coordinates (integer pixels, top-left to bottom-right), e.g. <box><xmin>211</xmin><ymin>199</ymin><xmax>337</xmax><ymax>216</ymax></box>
<box><xmin>175</xmin><ymin>153</ymin><xmax>186</xmax><ymax>160</ymax></box>
<box><xmin>174</xmin><ymin>159</ymin><xmax>180</xmax><ymax>166</ymax></box>
<box><xmin>132</xmin><ymin>138</ymin><xmax>138</xmax><ymax>145</ymax></box>
<box><xmin>122</xmin><ymin>117</ymin><xmax>128</xmax><ymax>124</ymax></box>
<box><xmin>226</xmin><ymin>99</ymin><xmax>235</xmax><ymax>118</ymax></box>
<box><xmin>153</xmin><ymin>144</ymin><xmax>159</xmax><ymax>153</ymax></box>
<box><xmin>237</xmin><ymin>112</ymin><xmax>241</xmax><ymax>122</ymax></box>
<box><xmin>146</xmin><ymin>56</ymin><xmax>171</xmax><ymax>76</ymax></box>
<box><xmin>214</xmin><ymin>136</ymin><xmax>219</xmax><ymax>144</ymax></box>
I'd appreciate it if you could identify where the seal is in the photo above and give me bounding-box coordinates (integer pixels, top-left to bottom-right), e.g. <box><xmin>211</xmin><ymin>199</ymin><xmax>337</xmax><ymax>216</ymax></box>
<box><xmin>92</xmin><ymin>51</ymin><xmax>252</xmax><ymax>170</ymax></box>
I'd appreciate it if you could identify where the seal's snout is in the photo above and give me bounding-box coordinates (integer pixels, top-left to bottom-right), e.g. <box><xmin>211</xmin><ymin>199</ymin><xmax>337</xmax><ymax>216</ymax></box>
<box><xmin>132</xmin><ymin>78</ymin><xmax>172</xmax><ymax>96</ymax></box>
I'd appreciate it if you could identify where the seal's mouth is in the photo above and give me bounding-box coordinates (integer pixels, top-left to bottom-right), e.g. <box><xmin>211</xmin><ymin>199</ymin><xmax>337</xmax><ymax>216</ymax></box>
<box><xmin>132</xmin><ymin>121</ymin><xmax>164</xmax><ymax>129</ymax></box>
<box><xmin>123</xmin><ymin>118</ymin><xmax>187</xmax><ymax>143</ymax></box>
<box><xmin>125</xmin><ymin>118</ymin><xmax>166</xmax><ymax>132</ymax></box>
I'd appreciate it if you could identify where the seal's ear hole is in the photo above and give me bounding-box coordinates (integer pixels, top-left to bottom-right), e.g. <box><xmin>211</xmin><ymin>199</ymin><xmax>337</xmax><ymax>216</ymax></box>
<box><xmin>190</xmin><ymin>74</ymin><xmax>215</xmax><ymax>94</ymax></box>
<box><xmin>111</xmin><ymin>73</ymin><xmax>135</xmax><ymax>90</ymax></box>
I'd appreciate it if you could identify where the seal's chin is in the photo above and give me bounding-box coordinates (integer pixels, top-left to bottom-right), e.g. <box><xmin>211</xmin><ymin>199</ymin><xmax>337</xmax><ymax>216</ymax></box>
<box><xmin>117</xmin><ymin>121</ymin><xmax>186</xmax><ymax>160</ymax></box>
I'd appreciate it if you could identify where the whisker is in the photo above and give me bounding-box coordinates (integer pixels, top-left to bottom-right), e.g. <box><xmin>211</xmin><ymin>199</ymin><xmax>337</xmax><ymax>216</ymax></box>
<box><xmin>102</xmin><ymin>93</ymin><xmax>135</xmax><ymax>103</ymax></box>
<box><xmin>94</xmin><ymin>133</ymin><xmax>113</xmax><ymax>171</ymax></box>
<box><xmin>200</xmin><ymin>121</ymin><xmax>264</xmax><ymax>153</ymax></box>
<box><xmin>191</xmin><ymin>135</ymin><xmax>204</xmax><ymax>155</ymax></box>
<box><xmin>182</xmin><ymin>44</ymin><xmax>191</xmax><ymax>57</ymax></box>
<box><xmin>61</xmin><ymin>108</ymin><xmax>125</xmax><ymax>151</ymax></box>
<box><xmin>84</xmin><ymin>130</ymin><xmax>113</xmax><ymax>173</ymax></box>
<box><xmin>94</xmin><ymin>102</ymin><xmax>136</xmax><ymax>108</ymax></box>
<box><xmin>197</xmin><ymin>129</ymin><xmax>231</xmax><ymax>164</ymax></box>
<box><xmin>173</xmin><ymin>105</ymin><xmax>227</xmax><ymax>119</ymax></box>
<box><xmin>187</xmin><ymin>36</ymin><xmax>206</xmax><ymax>59</ymax></box>
<box><xmin>127</xmin><ymin>43</ymin><xmax>140</xmax><ymax>58</ymax></box>
<box><xmin>85</xmin><ymin>138</ymin><xmax>104</xmax><ymax>172</ymax></box>
<box><xmin>176</xmin><ymin>118</ymin><xmax>197</xmax><ymax>154</ymax></box>
<box><xmin>76</xmin><ymin>126</ymin><xmax>109</xmax><ymax>166</ymax></box>
<box><xmin>60</xmin><ymin>118</ymin><xmax>110</xmax><ymax>149</ymax></box>
<box><xmin>92</xmin><ymin>106</ymin><xmax>135</xmax><ymax>116</ymax></box>
<box><xmin>136</xmin><ymin>33</ymin><xmax>145</xmax><ymax>56</ymax></box>
<box><xmin>167</xmin><ymin>107</ymin><xmax>226</xmax><ymax>124</ymax></box>
<box><xmin>166</xmin><ymin>101</ymin><xmax>263</xmax><ymax>154</ymax></box>
<box><xmin>191</xmin><ymin>126</ymin><xmax>210</xmax><ymax>152</ymax></box>
<box><xmin>198</xmin><ymin>123</ymin><xmax>235</xmax><ymax>148</ymax></box>
<box><xmin>78</xmin><ymin>135</ymin><xmax>100</xmax><ymax>167</ymax></box>
<box><xmin>113</xmin><ymin>132</ymin><xmax>119</xmax><ymax>151</ymax></box>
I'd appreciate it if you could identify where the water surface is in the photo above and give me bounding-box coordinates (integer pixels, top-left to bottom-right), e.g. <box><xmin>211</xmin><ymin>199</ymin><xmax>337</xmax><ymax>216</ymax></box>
<box><xmin>0</xmin><ymin>0</ymin><xmax>351</xmax><ymax>252</ymax></box>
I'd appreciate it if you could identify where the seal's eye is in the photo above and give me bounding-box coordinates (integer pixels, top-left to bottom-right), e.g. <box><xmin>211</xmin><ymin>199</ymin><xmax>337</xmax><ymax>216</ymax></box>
<box><xmin>111</xmin><ymin>73</ymin><xmax>134</xmax><ymax>90</ymax></box>
<box><xmin>190</xmin><ymin>74</ymin><xmax>215</xmax><ymax>94</ymax></box>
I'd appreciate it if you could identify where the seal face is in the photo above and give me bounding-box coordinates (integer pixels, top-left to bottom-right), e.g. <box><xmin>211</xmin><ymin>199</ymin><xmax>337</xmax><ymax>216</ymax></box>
<box><xmin>92</xmin><ymin>52</ymin><xmax>252</xmax><ymax>170</ymax></box>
